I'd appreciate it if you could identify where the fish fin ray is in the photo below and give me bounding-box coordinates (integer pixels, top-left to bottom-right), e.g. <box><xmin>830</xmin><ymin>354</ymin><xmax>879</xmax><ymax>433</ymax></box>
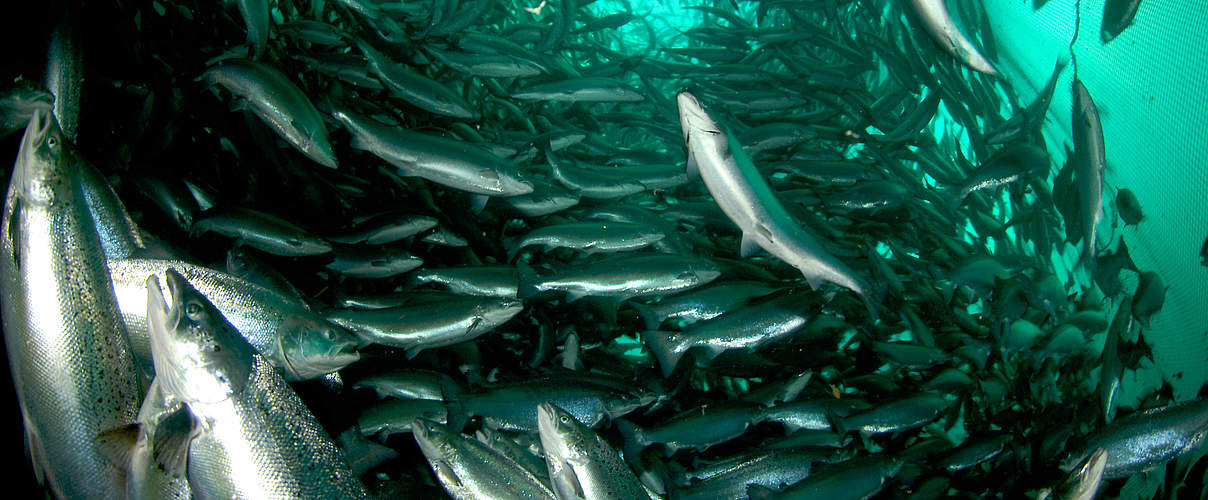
<box><xmin>153</xmin><ymin>404</ymin><xmax>197</xmax><ymax>478</ymax></box>
<box><xmin>97</xmin><ymin>423</ymin><xmax>141</xmax><ymax>472</ymax></box>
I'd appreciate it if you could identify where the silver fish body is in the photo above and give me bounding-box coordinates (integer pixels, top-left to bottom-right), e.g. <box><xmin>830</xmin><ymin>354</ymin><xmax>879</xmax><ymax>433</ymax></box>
<box><xmin>325</xmin><ymin>296</ymin><xmax>524</xmax><ymax>356</ymax></box>
<box><xmin>538</xmin><ymin>402</ymin><xmax>651</xmax><ymax>500</ymax></box>
<box><xmin>204</xmin><ymin>59</ymin><xmax>338</xmax><ymax>168</ymax></box>
<box><xmin>677</xmin><ymin>92</ymin><xmax>876</xmax><ymax>313</ymax></box>
<box><xmin>334</xmin><ymin>108</ymin><xmax>533</xmax><ymax>198</ymax></box>
<box><xmin>907</xmin><ymin>0</ymin><xmax>998</xmax><ymax>75</ymax></box>
<box><xmin>1072</xmin><ymin>80</ymin><xmax>1105</xmax><ymax>269</ymax></box>
<box><xmin>0</xmin><ymin>109</ymin><xmax>143</xmax><ymax>497</ymax></box>
<box><xmin>413</xmin><ymin>418</ymin><xmax>555</xmax><ymax>500</ymax></box>
<box><xmin>146</xmin><ymin>270</ymin><xmax>368</xmax><ymax>498</ymax></box>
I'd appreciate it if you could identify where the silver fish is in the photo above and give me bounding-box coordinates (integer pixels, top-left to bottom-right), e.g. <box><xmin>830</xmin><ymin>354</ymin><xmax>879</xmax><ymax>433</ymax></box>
<box><xmin>0</xmin><ymin>109</ymin><xmax>143</xmax><ymax>497</ymax></box>
<box><xmin>537</xmin><ymin>402</ymin><xmax>652</xmax><ymax>500</ymax></box>
<box><xmin>413</xmin><ymin>418</ymin><xmax>555</xmax><ymax>500</ymax></box>
<box><xmin>203</xmin><ymin>59</ymin><xmax>338</xmax><ymax>168</ymax></box>
<box><xmin>907</xmin><ymin>0</ymin><xmax>998</xmax><ymax>75</ymax></box>
<box><xmin>146</xmin><ymin>270</ymin><xmax>368</xmax><ymax>498</ymax></box>
<box><xmin>325</xmin><ymin>296</ymin><xmax>524</xmax><ymax>357</ymax></box>
<box><xmin>1072</xmin><ymin>80</ymin><xmax>1105</xmax><ymax>270</ymax></box>
<box><xmin>677</xmin><ymin>92</ymin><xmax>878</xmax><ymax>314</ymax></box>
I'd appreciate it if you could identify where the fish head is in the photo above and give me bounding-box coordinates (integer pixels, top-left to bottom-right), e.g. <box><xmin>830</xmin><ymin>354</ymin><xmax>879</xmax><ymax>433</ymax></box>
<box><xmin>147</xmin><ymin>269</ymin><xmax>257</xmax><ymax>404</ymax></box>
<box><xmin>536</xmin><ymin>402</ymin><xmax>591</xmax><ymax>466</ymax></box>
<box><xmin>678</xmin><ymin>260</ymin><xmax>722</xmax><ymax>288</ymax></box>
<box><xmin>482</xmin><ymin>298</ymin><xmax>525</xmax><ymax>326</ymax></box>
<box><xmin>12</xmin><ymin>108</ymin><xmax>74</xmax><ymax>207</ymax></box>
<box><xmin>271</xmin><ymin>316</ymin><xmax>361</xmax><ymax>381</ymax></box>
<box><xmin>410</xmin><ymin>415</ymin><xmax>456</xmax><ymax>463</ymax></box>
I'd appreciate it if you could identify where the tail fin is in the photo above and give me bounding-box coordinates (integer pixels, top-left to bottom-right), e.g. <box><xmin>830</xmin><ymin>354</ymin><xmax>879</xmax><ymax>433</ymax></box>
<box><xmin>628</xmin><ymin>300</ymin><xmax>663</xmax><ymax>330</ymax></box>
<box><xmin>446</xmin><ymin>397</ymin><xmax>470</xmax><ymax>433</ymax></box>
<box><xmin>747</xmin><ymin>484</ymin><xmax>777</xmax><ymax>500</ymax></box>
<box><xmin>643</xmin><ymin>330</ymin><xmax>685</xmax><ymax>378</ymax></box>
<box><xmin>516</xmin><ymin>260</ymin><xmax>541</xmax><ymax>299</ymax></box>
<box><xmin>614</xmin><ymin>419</ymin><xmax>650</xmax><ymax>461</ymax></box>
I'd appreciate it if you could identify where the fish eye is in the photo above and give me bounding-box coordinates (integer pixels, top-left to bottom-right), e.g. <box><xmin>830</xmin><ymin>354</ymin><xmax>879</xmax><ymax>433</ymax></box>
<box><xmin>46</xmin><ymin>136</ymin><xmax>57</xmax><ymax>148</ymax></box>
<box><xmin>559</xmin><ymin>416</ymin><xmax>569</xmax><ymax>424</ymax></box>
<box><xmin>185</xmin><ymin>302</ymin><xmax>204</xmax><ymax>320</ymax></box>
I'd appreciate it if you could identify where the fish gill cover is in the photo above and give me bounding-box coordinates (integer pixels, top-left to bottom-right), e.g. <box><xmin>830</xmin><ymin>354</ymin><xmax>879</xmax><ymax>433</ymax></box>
<box><xmin>0</xmin><ymin>0</ymin><xmax>1201</xmax><ymax>498</ymax></box>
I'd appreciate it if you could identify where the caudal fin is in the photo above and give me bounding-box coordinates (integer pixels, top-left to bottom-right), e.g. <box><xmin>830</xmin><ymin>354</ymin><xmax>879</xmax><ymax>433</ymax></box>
<box><xmin>644</xmin><ymin>330</ymin><xmax>686</xmax><ymax>378</ymax></box>
<box><xmin>516</xmin><ymin>261</ymin><xmax>542</xmax><ymax>299</ymax></box>
<box><xmin>614</xmin><ymin>419</ymin><xmax>651</xmax><ymax>461</ymax></box>
<box><xmin>628</xmin><ymin>300</ymin><xmax>663</xmax><ymax>330</ymax></box>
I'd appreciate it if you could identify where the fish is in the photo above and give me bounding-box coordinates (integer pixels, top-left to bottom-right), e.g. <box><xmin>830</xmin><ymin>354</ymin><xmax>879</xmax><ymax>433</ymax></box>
<box><xmin>746</xmin><ymin>455</ymin><xmax>901</xmax><ymax>500</ymax></box>
<box><xmin>413</xmin><ymin>418</ymin><xmax>555</xmax><ymax>500</ymax></box>
<box><xmin>944</xmin><ymin>143</ymin><xmax>1050</xmax><ymax>207</ymax></box>
<box><xmin>1071</xmin><ymin>80</ymin><xmax>1106</xmax><ymax>272</ymax></box>
<box><xmin>644</xmin><ymin>292</ymin><xmax>821</xmax><ymax>377</ymax></box>
<box><xmin>203</xmin><ymin>59</ymin><xmax>338</xmax><ymax>168</ymax></box>
<box><xmin>145</xmin><ymin>270</ymin><xmax>368</xmax><ymax>498</ymax></box>
<box><xmin>1042</xmin><ymin>448</ymin><xmax>1106</xmax><ymax>500</ymax></box>
<box><xmin>333</xmin><ymin>108</ymin><xmax>533</xmax><ymax>208</ymax></box>
<box><xmin>508</xmin><ymin>221</ymin><xmax>666</xmax><ymax>259</ymax></box>
<box><xmin>0</xmin><ymin>109</ymin><xmax>143</xmax><ymax>498</ymax></box>
<box><xmin>358</xmin><ymin>398</ymin><xmax>448</xmax><ymax>437</ymax></box>
<box><xmin>351</xmin><ymin>369</ymin><xmax>465</xmax><ymax>401</ymax></box>
<box><xmin>519</xmin><ymin>253</ymin><xmax>721</xmax><ymax>303</ymax></box>
<box><xmin>457</xmin><ymin>376</ymin><xmax>654</xmax><ymax>433</ymax></box>
<box><xmin>1115</xmin><ymin>188</ymin><xmax>1143</xmax><ymax>226</ymax></box>
<box><xmin>511</xmin><ymin>77</ymin><xmax>644</xmax><ymax>103</ymax></box>
<box><xmin>236</xmin><ymin>0</ymin><xmax>270</xmax><ymax>58</ymax></box>
<box><xmin>324</xmin><ymin>296</ymin><xmax>524</xmax><ymax>357</ymax></box>
<box><xmin>628</xmin><ymin>280</ymin><xmax>780</xmax><ymax>330</ymax></box>
<box><xmin>537</xmin><ymin>402</ymin><xmax>652</xmax><ymax>500</ymax></box>
<box><xmin>1131</xmin><ymin>270</ymin><xmax>1166</xmax><ymax>326</ymax></box>
<box><xmin>325</xmin><ymin>243</ymin><xmax>424</xmax><ymax>279</ymax></box>
<box><xmin>616</xmin><ymin>401</ymin><xmax>767</xmax><ymax>455</ymax></box>
<box><xmin>411</xmin><ymin>265</ymin><xmax>520</xmax><ymax>298</ymax></box>
<box><xmin>108</xmin><ymin>257</ymin><xmax>360</xmax><ymax>381</ymax></box>
<box><xmin>45</xmin><ymin>11</ymin><xmax>83</xmax><ymax>143</ymax></box>
<box><xmin>1063</xmin><ymin>397</ymin><xmax>1208</xmax><ymax>479</ymax></box>
<box><xmin>327</xmin><ymin>212</ymin><xmax>438</xmax><ymax>245</ymax></box>
<box><xmin>677</xmin><ymin>92</ymin><xmax>879</xmax><ymax>315</ymax></box>
<box><xmin>356</xmin><ymin>40</ymin><xmax>479</xmax><ymax>120</ymax></box>
<box><xmin>192</xmin><ymin>206</ymin><xmax>332</xmax><ymax>256</ymax></box>
<box><xmin>906</xmin><ymin>0</ymin><xmax>998</xmax><ymax>75</ymax></box>
<box><xmin>1101</xmin><ymin>0</ymin><xmax>1143</xmax><ymax>42</ymax></box>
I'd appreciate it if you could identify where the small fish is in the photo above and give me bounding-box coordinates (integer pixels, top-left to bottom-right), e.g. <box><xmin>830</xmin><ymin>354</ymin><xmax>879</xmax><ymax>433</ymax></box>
<box><xmin>508</xmin><ymin>221</ymin><xmax>665</xmax><ymax>259</ymax></box>
<box><xmin>203</xmin><ymin>59</ymin><xmax>338</xmax><ymax>168</ymax></box>
<box><xmin>411</xmin><ymin>265</ymin><xmax>519</xmax><ymax>298</ymax></box>
<box><xmin>325</xmin><ymin>296</ymin><xmax>523</xmax><ymax>357</ymax></box>
<box><xmin>192</xmin><ymin>207</ymin><xmax>332</xmax><ymax>256</ymax></box>
<box><xmin>512</xmin><ymin>77</ymin><xmax>644</xmax><ymax>103</ymax></box>
<box><xmin>907</xmin><ymin>0</ymin><xmax>998</xmax><ymax>75</ymax></box>
<box><xmin>1116</xmin><ymin>188</ymin><xmax>1144</xmax><ymax>226</ymax></box>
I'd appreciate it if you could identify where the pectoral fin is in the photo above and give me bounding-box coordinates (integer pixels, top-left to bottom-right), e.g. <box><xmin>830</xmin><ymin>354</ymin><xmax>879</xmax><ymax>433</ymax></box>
<box><xmin>153</xmin><ymin>405</ymin><xmax>197</xmax><ymax>478</ymax></box>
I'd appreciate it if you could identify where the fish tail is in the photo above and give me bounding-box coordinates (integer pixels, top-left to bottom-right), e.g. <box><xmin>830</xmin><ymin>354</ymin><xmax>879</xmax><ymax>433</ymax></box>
<box><xmin>627</xmin><ymin>300</ymin><xmax>661</xmax><ymax>330</ymax></box>
<box><xmin>614</xmin><ymin>419</ymin><xmax>649</xmax><ymax>459</ymax></box>
<box><xmin>516</xmin><ymin>260</ymin><xmax>541</xmax><ymax>299</ymax></box>
<box><xmin>643</xmin><ymin>330</ymin><xmax>684</xmax><ymax>378</ymax></box>
<box><xmin>746</xmin><ymin>484</ymin><xmax>777</xmax><ymax>500</ymax></box>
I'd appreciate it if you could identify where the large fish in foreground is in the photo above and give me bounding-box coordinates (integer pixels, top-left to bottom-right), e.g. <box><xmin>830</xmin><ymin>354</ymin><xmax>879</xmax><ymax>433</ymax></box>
<box><xmin>677</xmin><ymin>92</ymin><xmax>879</xmax><ymax>314</ymax></box>
<box><xmin>146</xmin><ymin>269</ymin><xmax>368</xmax><ymax>498</ymax></box>
<box><xmin>0</xmin><ymin>109</ymin><xmax>143</xmax><ymax>497</ymax></box>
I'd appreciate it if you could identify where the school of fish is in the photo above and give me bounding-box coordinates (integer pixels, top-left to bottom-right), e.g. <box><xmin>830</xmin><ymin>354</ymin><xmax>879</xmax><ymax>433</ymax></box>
<box><xmin>3</xmin><ymin>0</ymin><xmax>1199</xmax><ymax>498</ymax></box>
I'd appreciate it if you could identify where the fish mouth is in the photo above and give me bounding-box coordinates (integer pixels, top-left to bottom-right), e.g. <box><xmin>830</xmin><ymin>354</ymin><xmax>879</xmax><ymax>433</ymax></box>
<box><xmin>21</xmin><ymin>108</ymin><xmax>52</xmax><ymax>151</ymax></box>
<box><xmin>676</xmin><ymin>92</ymin><xmax>718</xmax><ymax>135</ymax></box>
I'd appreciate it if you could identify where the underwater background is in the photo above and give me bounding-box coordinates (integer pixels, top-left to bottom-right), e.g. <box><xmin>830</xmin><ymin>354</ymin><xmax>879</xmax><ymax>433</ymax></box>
<box><xmin>0</xmin><ymin>0</ymin><xmax>1206</xmax><ymax>497</ymax></box>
